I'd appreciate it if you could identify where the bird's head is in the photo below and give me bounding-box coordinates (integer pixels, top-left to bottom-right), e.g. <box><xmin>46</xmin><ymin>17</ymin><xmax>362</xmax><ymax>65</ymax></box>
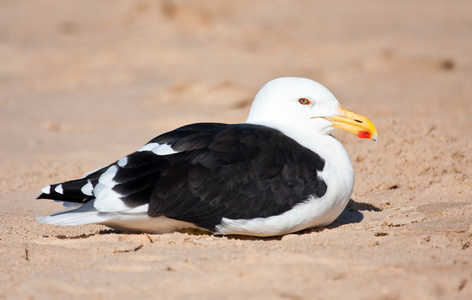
<box><xmin>247</xmin><ymin>77</ymin><xmax>378</xmax><ymax>141</ymax></box>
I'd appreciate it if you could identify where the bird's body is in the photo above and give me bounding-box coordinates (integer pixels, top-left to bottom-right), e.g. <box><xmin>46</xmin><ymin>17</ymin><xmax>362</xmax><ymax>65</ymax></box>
<box><xmin>37</xmin><ymin>77</ymin><xmax>377</xmax><ymax>237</ymax></box>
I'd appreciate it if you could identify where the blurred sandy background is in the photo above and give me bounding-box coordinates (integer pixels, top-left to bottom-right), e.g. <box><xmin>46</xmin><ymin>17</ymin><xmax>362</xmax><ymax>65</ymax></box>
<box><xmin>0</xmin><ymin>0</ymin><xmax>471</xmax><ymax>299</ymax></box>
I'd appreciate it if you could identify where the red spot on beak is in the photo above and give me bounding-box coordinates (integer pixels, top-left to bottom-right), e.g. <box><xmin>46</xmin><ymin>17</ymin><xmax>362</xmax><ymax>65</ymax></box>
<box><xmin>357</xmin><ymin>131</ymin><xmax>371</xmax><ymax>139</ymax></box>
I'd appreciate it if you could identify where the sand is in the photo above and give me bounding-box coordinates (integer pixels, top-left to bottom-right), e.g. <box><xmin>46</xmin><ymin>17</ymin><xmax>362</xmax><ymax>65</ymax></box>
<box><xmin>1</xmin><ymin>0</ymin><xmax>471</xmax><ymax>299</ymax></box>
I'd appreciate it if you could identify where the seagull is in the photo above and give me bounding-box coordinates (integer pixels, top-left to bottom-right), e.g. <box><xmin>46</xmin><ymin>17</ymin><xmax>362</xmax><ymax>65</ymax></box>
<box><xmin>37</xmin><ymin>77</ymin><xmax>377</xmax><ymax>237</ymax></box>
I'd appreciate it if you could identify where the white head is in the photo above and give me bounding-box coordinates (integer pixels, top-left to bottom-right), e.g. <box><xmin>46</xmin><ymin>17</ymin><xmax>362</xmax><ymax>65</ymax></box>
<box><xmin>246</xmin><ymin>77</ymin><xmax>377</xmax><ymax>140</ymax></box>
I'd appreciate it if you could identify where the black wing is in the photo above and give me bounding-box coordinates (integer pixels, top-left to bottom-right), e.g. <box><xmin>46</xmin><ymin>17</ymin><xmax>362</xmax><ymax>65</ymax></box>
<box><xmin>121</xmin><ymin>123</ymin><xmax>327</xmax><ymax>231</ymax></box>
<box><xmin>39</xmin><ymin>123</ymin><xmax>327</xmax><ymax>232</ymax></box>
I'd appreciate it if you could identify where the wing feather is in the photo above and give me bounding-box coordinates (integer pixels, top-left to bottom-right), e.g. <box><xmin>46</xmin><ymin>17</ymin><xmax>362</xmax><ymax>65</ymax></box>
<box><xmin>38</xmin><ymin>123</ymin><xmax>327</xmax><ymax>233</ymax></box>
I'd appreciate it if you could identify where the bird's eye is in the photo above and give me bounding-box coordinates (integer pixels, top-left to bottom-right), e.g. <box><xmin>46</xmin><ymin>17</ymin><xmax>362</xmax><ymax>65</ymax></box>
<box><xmin>298</xmin><ymin>98</ymin><xmax>311</xmax><ymax>105</ymax></box>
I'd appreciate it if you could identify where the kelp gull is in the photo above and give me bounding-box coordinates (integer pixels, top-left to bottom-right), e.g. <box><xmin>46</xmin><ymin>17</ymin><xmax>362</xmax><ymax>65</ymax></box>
<box><xmin>37</xmin><ymin>77</ymin><xmax>377</xmax><ymax>237</ymax></box>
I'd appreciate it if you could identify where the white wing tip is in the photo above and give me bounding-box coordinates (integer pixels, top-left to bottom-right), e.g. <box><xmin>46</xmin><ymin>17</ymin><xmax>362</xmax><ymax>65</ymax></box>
<box><xmin>41</xmin><ymin>185</ymin><xmax>51</xmax><ymax>194</ymax></box>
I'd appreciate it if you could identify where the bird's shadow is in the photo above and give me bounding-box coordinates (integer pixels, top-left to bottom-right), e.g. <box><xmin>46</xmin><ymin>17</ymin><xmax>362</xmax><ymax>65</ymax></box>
<box><xmin>46</xmin><ymin>229</ymin><xmax>119</xmax><ymax>240</ymax></box>
<box><xmin>45</xmin><ymin>200</ymin><xmax>381</xmax><ymax>241</ymax></box>
<box><xmin>319</xmin><ymin>199</ymin><xmax>381</xmax><ymax>230</ymax></box>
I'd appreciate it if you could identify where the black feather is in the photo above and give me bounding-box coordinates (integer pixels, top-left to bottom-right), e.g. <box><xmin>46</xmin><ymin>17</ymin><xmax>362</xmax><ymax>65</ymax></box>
<box><xmin>120</xmin><ymin>123</ymin><xmax>326</xmax><ymax>231</ymax></box>
<box><xmin>38</xmin><ymin>123</ymin><xmax>327</xmax><ymax>232</ymax></box>
<box><xmin>36</xmin><ymin>165</ymin><xmax>110</xmax><ymax>203</ymax></box>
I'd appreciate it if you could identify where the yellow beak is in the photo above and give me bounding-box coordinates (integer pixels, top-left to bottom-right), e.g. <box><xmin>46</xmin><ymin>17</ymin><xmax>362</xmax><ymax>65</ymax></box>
<box><xmin>322</xmin><ymin>107</ymin><xmax>378</xmax><ymax>141</ymax></box>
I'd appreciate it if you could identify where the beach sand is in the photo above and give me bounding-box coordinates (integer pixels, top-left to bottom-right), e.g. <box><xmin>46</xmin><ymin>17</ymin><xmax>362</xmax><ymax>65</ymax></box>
<box><xmin>1</xmin><ymin>1</ymin><xmax>471</xmax><ymax>299</ymax></box>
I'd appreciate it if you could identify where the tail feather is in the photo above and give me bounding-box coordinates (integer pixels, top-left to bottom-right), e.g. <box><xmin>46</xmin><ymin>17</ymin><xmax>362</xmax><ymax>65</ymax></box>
<box><xmin>36</xmin><ymin>201</ymin><xmax>106</xmax><ymax>225</ymax></box>
<box><xmin>36</xmin><ymin>201</ymin><xmax>152</xmax><ymax>229</ymax></box>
